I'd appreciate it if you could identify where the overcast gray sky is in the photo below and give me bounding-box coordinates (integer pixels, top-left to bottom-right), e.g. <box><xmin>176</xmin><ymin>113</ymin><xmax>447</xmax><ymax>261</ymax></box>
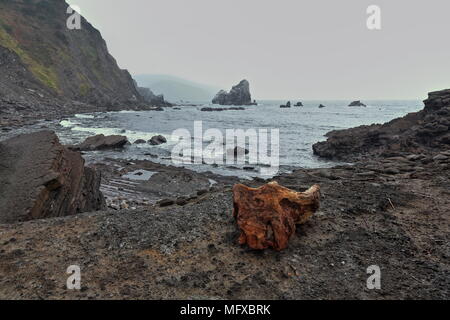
<box><xmin>67</xmin><ymin>0</ymin><xmax>450</xmax><ymax>100</ymax></box>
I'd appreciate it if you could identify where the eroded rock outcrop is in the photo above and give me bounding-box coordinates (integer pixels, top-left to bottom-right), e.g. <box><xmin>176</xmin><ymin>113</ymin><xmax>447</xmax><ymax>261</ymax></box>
<box><xmin>212</xmin><ymin>80</ymin><xmax>253</xmax><ymax>106</ymax></box>
<box><xmin>233</xmin><ymin>182</ymin><xmax>321</xmax><ymax>251</ymax></box>
<box><xmin>313</xmin><ymin>89</ymin><xmax>450</xmax><ymax>161</ymax></box>
<box><xmin>0</xmin><ymin>131</ymin><xmax>105</xmax><ymax>224</ymax></box>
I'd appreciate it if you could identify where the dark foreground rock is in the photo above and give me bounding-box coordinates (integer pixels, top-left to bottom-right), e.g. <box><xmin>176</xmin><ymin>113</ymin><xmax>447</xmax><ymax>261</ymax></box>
<box><xmin>318</xmin><ymin>104</ymin><xmax>326</xmax><ymax>108</ymax></box>
<box><xmin>70</xmin><ymin>134</ymin><xmax>129</xmax><ymax>151</ymax></box>
<box><xmin>313</xmin><ymin>89</ymin><xmax>450</xmax><ymax>161</ymax></box>
<box><xmin>212</xmin><ymin>80</ymin><xmax>253</xmax><ymax>106</ymax></box>
<box><xmin>0</xmin><ymin>131</ymin><xmax>105</xmax><ymax>224</ymax></box>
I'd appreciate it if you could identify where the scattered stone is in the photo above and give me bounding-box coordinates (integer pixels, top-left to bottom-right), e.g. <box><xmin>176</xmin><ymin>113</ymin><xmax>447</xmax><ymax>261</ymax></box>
<box><xmin>149</xmin><ymin>135</ymin><xmax>167</xmax><ymax>146</ymax></box>
<box><xmin>231</xmin><ymin>147</ymin><xmax>249</xmax><ymax>158</ymax></box>
<box><xmin>157</xmin><ymin>199</ymin><xmax>175</xmax><ymax>207</ymax></box>
<box><xmin>134</xmin><ymin>139</ymin><xmax>147</xmax><ymax>144</ymax></box>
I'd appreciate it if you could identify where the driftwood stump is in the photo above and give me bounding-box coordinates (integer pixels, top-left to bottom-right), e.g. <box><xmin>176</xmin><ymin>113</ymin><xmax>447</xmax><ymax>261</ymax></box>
<box><xmin>233</xmin><ymin>182</ymin><xmax>321</xmax><ymax>251</ymax></box>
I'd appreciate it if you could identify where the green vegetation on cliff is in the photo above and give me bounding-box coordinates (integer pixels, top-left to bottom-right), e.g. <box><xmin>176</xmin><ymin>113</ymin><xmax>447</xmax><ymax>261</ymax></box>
<box><xmin>0</xmin><ymin>0</ymin><xmax>141</xmax><ymax>105</ymax></box>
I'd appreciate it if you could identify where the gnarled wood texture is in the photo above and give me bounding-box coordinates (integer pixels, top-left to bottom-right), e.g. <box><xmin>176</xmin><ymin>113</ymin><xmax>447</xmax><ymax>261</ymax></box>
<box><xmin>233</xmin><ymin>182</ymin><xmax>321</xmax><ymax>251</ymax></box>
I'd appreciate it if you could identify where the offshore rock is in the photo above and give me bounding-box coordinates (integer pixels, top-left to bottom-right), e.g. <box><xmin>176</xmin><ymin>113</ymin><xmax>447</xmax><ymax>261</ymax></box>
<box><xmin>212</xmin><ymin>80</ymin><xmax>253</xmax><ymax>106</ymax></box>
<box><xmin>349</xmin><ymin>100</ymin><xmax>367</xmax><ymax>107</ymax></box>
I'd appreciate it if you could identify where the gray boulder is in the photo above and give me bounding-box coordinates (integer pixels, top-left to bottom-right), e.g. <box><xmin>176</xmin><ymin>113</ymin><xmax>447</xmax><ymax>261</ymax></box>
<box><xmin>70</xmin><ymin>134</ymin><xmax>129</xmax><ymax>151</ymax></box>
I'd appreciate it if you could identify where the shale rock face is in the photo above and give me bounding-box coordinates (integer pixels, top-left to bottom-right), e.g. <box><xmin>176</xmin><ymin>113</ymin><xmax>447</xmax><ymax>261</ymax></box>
<box><xmin>233</xmin><ymin>182</ymin><xmax>321</xmax><ymax>251</ymax></box>
<box><xmin>212</xmin><ymin>80</ymin><xmax>253</xmax><ymax>106</ymax></box>
<box><xmin>0</xmin><ymin>131</ymin><xmax>105</xmax><ymax>224</ymax></box>
<box><xmin>313</xmin><ymin>89</ymin><xmax>450</xmax><ymax>161</ymax></box>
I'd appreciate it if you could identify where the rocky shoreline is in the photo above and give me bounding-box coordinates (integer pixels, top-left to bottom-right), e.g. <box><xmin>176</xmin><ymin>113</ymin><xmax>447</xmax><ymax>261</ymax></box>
<box><xmin>0</xmin><ymin>90</ymin><xmax>449</xmax><ymax>300</ymax></box>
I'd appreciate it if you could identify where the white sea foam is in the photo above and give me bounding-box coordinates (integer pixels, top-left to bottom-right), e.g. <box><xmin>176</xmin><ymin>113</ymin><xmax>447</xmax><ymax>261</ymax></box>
<box><xmin>68</xmin><ymin>125</ymin><xmax>178</xmax><ymax>145</ymax></box>
<box><xmin>74</xmin><ymin>114</ymin><xmax>95</xmax><ymax>119</ymax></box>
<box><xmin>59</xmin><ymin>120</ymin><xmax>80</xmax><ymax>128</ymax></box>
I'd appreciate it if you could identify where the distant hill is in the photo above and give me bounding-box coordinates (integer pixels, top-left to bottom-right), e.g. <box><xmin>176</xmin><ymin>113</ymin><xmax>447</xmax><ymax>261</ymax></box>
<box><xmin>133</xmin><ymin>74</ymin><xmax>220</xmax><ymax>103</ymax></box>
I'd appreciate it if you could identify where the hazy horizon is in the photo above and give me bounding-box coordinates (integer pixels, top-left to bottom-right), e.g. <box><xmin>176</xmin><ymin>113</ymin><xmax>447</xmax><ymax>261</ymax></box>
<box><xmin>67</xmin><ymin>0</ymin><xmax>450</xmax><ymax>100</ymax></box>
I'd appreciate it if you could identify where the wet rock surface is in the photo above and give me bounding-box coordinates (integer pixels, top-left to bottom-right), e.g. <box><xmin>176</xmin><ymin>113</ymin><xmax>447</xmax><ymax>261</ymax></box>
<box><xmin>148</xmin><ymin>135</ymin><xmax>167</xmax><ymax>146</ymax></box>
<box><xmin>70</xmin><ymin>134</ymin><xmax>129</xmax><ymax>151</ymax></box>
<box><xmin>0</xmin><ymin>131</ymin><xmax>105</xmax><ymax>224</ymax></box>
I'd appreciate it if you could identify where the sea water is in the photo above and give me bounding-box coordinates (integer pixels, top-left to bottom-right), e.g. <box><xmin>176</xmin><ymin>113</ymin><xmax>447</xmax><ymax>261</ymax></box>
<box><xmin>55</xmin><ymin>100</ymin><xmax>423</xmax><ymax>177</ymax></box>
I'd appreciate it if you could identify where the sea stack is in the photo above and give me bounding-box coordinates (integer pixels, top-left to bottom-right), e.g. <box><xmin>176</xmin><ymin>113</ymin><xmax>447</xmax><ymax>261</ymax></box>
<box><xmin>212</xmin><ymin>80</ymin><xmax>253</xmax><ymax>106</ymax></box>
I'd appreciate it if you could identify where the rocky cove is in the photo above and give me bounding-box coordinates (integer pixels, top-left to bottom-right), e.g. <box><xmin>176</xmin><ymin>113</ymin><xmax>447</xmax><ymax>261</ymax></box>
<box><xmin>0</xmin><ymin>0</ymin><xmax>449</xmax><ymax>301</ymax></box>
<box><xmin>0</xmin><ymin>89</ymin><xmax>449</xmax><ymax>299</ymax></box>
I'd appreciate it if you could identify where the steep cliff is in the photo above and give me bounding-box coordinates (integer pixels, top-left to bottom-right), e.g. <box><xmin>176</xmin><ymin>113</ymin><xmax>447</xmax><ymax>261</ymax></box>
<box><xmin>0</xmin><ymin>0</ymin><xmax>142</xmax><ymax>107</ymax></box>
